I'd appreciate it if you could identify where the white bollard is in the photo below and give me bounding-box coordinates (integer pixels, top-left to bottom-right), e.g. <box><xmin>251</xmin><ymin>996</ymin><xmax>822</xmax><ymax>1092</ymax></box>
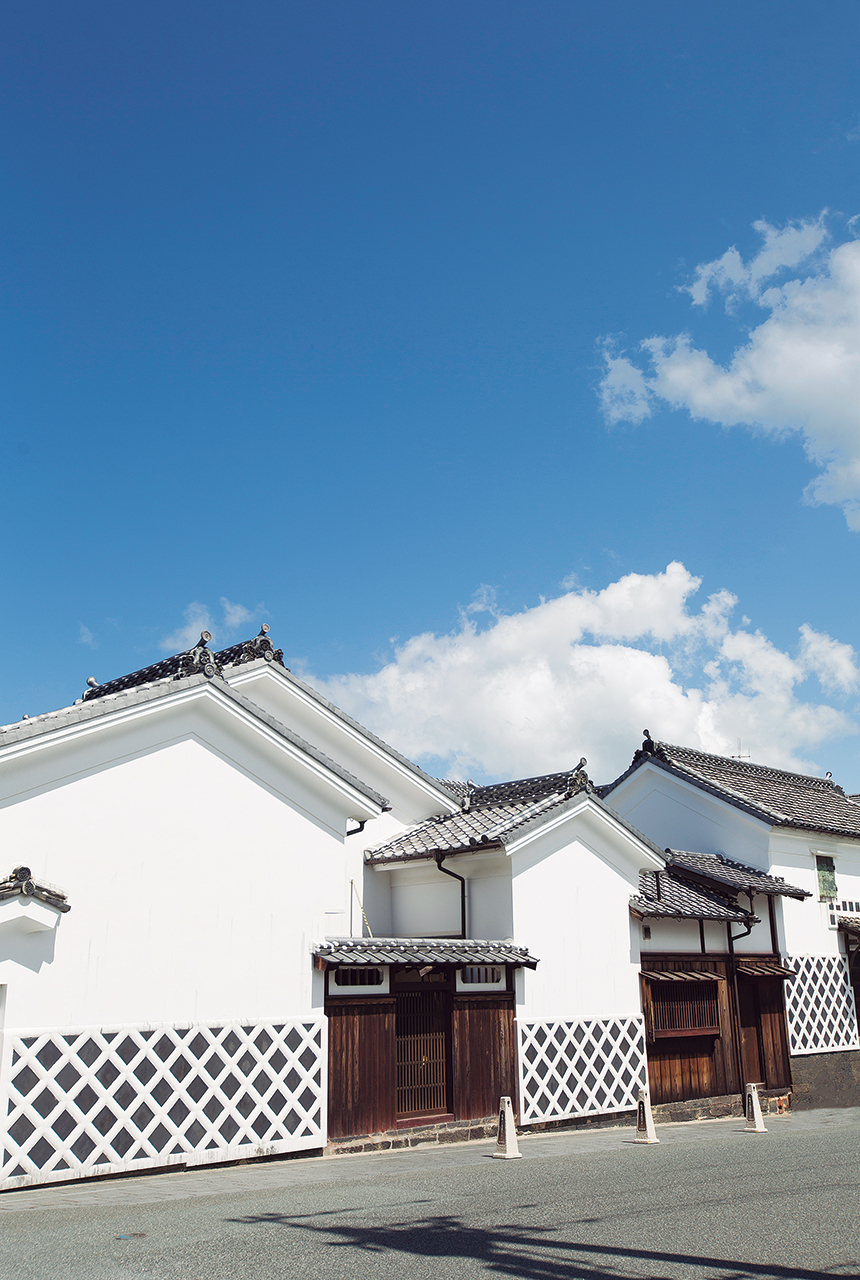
<box><xmin>633</xmin><ymin>1086</ymin><xmax>660</xmax><ymax>1144</ymax></box>
<box><xmin>744</xmin><ymin>1082</ymin><xmax>767</xmax><ymax>1133</ymax></box>
<box><xmin>493</xmin><ymin>1095</ymin><xmax>522</xmax><ymax>1159</ymax></box>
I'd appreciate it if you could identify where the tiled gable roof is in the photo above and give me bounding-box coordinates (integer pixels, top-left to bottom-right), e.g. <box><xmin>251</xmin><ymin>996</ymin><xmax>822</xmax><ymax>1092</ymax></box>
<box><xmin>0</xmin><ymin>671</ymin><xmax>389</xmax><ymax>810</ymax></box>
<box><xmin>80</xmin><ymin>626</ymin><xmax>285</xmax><ymax>702</ymax></box>
<box><xmin>366</xmin><ymin>767</ymin><xmax>593</xmax><ymax>863</ymax></box>
<box><xmin>606</xmin><ymin>734</ymin><xmax>860</xmax><ymax>839</ymax></box>
<box><xmin>665</xmin><ymin>850</ymin><xmax>809</xmax><ymax>900</ymax></box>
<box><xmin>631</xmin><ymin>869</ymin><xmax>753</xmax><ymax>922</ymax></box>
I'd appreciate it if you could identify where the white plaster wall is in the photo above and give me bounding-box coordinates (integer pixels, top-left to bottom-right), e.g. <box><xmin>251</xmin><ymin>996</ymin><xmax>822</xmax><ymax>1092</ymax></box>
<box><xmin>638</xmin><ymin>918</ymin><xmax>701</xmax><ymax>953</ymax></box>
<box><xmin>0</xmin><ymin>716</ymin><xmax>360</xmax><ymax>1032</ymax></box>
<box><xmin>384</xmin><ymin>852</ymin><xmax>512</xmax><ymax>940</ymax></box>
<box><xmin>510</xmin><ymin>821</ymin><xmax>644</xmax><ymax>1023</ymax></box>
<box><xmin>362</xmin><ymin>864</ymin><xmax>393</xmax><ymax>936</ymax></box>
<box><xmin>607</xmin><ymin>767</ymin><xmax>772</xmax><ymax>869</ymax></box>
<box><xmin>704</xmin><ymin>920</ymin><xmax>729</xmax><ymax>951</ymax></box>
<box><xmin>391</xmin><ymin>872</ymin><xmax>460</xmax><ymax>937</ymax></box>
<box><xmin>228</xmin><ymin>666</ymin><xmax>455</xmax><ymax>824</ymax></box>
<box><xmin>768</xmin><ymin>831</ymin><xmax>860</xmax><ymax>956</ymax></box>
<box><xmin>732</xmin><ymin>893</ymin><xmax>776</xmax><ymax>954</ymax></box>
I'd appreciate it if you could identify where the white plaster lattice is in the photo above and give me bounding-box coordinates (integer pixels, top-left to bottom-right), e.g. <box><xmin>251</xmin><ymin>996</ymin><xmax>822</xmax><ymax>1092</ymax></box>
<box><xmin>1</xmin><ymin>1017</ymin><xmax>326</xmax><ymax>1190</ymax></box>
<box><xmin>518</xmin><ymin>1017</ymin><xmax>647</xmax><ymax>1124</ymax></box>
<box><xmin>783</xmin><ymin>955</ymin><xmax>859</xmax><ymax>1056</ymax></box>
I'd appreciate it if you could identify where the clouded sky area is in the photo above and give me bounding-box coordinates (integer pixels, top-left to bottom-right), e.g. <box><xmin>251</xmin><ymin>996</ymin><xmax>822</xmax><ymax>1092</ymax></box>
<box><xmin>4</xmin><ymin>2</ymin><xmax>860</xmax><ymax>787</ymax></box>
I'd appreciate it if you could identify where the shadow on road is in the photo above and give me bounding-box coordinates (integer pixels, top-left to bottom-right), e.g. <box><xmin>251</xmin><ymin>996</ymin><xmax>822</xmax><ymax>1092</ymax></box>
<box><xmin>225</xmin><ymin>1209</ymin><xmax>855</xmax><ymax>1279</ymax></box>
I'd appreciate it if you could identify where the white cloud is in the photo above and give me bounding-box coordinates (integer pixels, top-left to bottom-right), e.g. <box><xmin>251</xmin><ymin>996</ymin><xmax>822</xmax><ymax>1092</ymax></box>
<box><xmin>160</xmin><ymin>602</ymin><xmax>214</xmax><ymax>652</ymax></box>
<box><xmin>78</xmin><ymin>624</ymin><xmax>97</xmax><ymax>649</ymax></box>
<box><xmin>684</xmin><ymin>214</ymin><xmax>828</xmax><ymax>307</ymax></box>
<box><xmin>160</xmin><ymin>598</ymin><xmax>262</xmax><ymax>651</ymax></box>
<box><xmin>798</xmin><ymin>623</ymin><xmax>860</xmax><ymax>694</ymax></box>
<box><xmin>599</xmin><ymin>214</ymin><xmax>860</xmax><ymax>529</ymax></box>
<box><xmin>311</xmin><ymin>564</ymin><xmax>857</xmax><ymax>783</ymax></box>
<box><xmin>220</xmin><ymin>598</ymin><xmax>254</xmax><ymax>631</ymax></box>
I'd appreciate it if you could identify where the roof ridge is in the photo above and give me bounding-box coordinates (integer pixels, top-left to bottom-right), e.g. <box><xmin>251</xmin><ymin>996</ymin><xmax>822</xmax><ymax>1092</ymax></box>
<box><xmin>658</xmin><ymin>740</ymin><xmax>843</xmax><ymax>792</ymax></box>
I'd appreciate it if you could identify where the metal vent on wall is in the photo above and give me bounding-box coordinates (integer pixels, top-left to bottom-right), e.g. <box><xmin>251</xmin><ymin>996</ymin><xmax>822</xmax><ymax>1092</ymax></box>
<box><xmin>518</xmin><ymin>1016</ymin><xmax>647</xmax><ymax>1124</ymax></box>
<box><xmin>1</xmin><ymin>1018</ymin><xmax>326</xmax><ymax>1190</ymax></box>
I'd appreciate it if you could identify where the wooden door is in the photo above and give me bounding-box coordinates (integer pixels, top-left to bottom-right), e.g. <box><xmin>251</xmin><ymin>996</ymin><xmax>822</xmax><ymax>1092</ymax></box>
<box><xmin>327</xmin><ymin>999</ymin><xmax>396</xmax><ymax>1139</ymax></box>
<box><xmin>452</xmin><ymin>996</ymin><xmax>517</xmax><ymax>1121</ymax></box>
<box><xmin>396</xmin><ymin>991</ymin><xmax>450</xmax><ymax>1118</ymax></box>
<box><xmin>737</xmin><ymin>979</ymin><xmax>764</xmax><ymax>1085</ymax></box>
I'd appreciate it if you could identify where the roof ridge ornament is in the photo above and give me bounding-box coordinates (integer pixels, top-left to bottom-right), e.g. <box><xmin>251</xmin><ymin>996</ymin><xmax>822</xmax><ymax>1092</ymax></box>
<box><xmin>235</xmin><ymin>623</ymin><xmax>285</xmax><ymax>668</ymax></box>
<box><xmin>565</xmin><ymin>757</ymin><xmax>591</xmax><ymax>798</ymax></box>
<box><xmin>176</xmin><ymin>631</ymin><xmax>222</xmax><ymax>682</ymax></box>
<box><xmin>632</xmin><ymin>728</ymin><xmax>668</xmax><ymax>765</ymax></box>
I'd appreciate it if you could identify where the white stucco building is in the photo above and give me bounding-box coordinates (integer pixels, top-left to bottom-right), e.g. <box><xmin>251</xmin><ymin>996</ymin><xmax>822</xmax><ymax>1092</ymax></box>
<box><xmin>1</xmin><ymin>635</ymin><xmax>858</xmax><ymax>1191</ymax></box>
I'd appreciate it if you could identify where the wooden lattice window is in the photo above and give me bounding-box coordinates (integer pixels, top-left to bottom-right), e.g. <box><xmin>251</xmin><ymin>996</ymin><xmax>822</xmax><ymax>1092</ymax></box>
<box><xmin>332</xmin><ymin>966</ymin><xmax>384</xmax><ymax>987</ymax></box>
<box><xmin>649</xmin><ymin>982</ymin><xmax>720</xmax><ymax>1038</ymax></box>
<box><xmin>461</xmin><ymin>966</ymin><xmax>502</xmax><ymax>985</ymax></box>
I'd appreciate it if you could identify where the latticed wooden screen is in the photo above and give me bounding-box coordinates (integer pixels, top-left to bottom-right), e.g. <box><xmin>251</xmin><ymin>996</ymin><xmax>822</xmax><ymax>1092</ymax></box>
<box><xmin>518</xmin><ymin>1016</ymin><xmax>647</xmax><ymax>1123</ymax></box>
<box><xmin>1</xmin><ymin>1017</ymin><xmax>326</xmax><ymax>1190</ymax></box>
<box><xmin>395</xmin><ymin>992</ymin><xmax>448</xmax><ymax>1117</ymax></box>
<box><xmin>651</xmin><ymin>983</ymin><xmax>720</xmax><ymax>1037</ymax></box>
<box><xmin>783</xmin><ymin>955</ymin><xmax>859</xmax><ymax>1055</ymax></box>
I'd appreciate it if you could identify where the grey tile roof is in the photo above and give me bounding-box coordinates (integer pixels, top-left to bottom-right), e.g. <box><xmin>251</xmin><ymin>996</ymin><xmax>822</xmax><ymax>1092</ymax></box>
<box><xmin>367</xmin><ymin>765</ymin><xmax>671</xmax><ymax>866</ymax></box>
<box><xmin>80</xmin><ymin>627</ymin><xmax>285</xmax><ymax>702</ymax></box>
<box><xmin>312</xmin><ymin>937</ymin><xmax>539</xmax><ymax>968</ymax></box>
<box><xmin>0</xmin><ymin>672</ymin><xmax>389</xmax><ymax>810</ymax></box>
<box><xmin>665</xmin><ymin>850</ymin><xmax>809</xmax><ymax>900</ymax></box>
<box><xmin>367</xmin><ymin>794</ymin><xmax>567</xmax><ymax>862</ymax></box>
<box><xmin>605</xmin><ymin>736</ymin><xmax>860</xmax><ymax>839</ymax></box>
<box><xmin>631</xmin><ymin>869</ymin><xmax>754</xmax><ymax>922</ymax></box>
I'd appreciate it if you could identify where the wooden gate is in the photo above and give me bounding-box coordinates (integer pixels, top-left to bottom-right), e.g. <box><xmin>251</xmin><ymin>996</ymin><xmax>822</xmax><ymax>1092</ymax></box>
<box><xmin>396</xmin><ymin>991</ymin><xmax>449</xmax><ymax>1118</ymax></box>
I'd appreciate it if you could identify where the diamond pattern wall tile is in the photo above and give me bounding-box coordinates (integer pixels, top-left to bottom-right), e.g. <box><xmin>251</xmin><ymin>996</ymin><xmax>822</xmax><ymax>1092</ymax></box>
<box><xmin>783</xmin><ymin>955</ymin><xmax>859</xmax><ymax>1055</ymax></box>
<box><xmin>517</xmin><ymin>1017</ymin><xmax>647</xmax><ymax>1124</ymax></box>
<box><xmin>1</xmin><ymin>1018</ymin><xmax>326</xmax><ymax>1190</ymax></box>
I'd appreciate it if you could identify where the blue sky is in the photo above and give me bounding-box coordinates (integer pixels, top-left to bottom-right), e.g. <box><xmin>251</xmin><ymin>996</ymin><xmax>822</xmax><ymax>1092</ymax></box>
<box><xmin>3</xmin><ymin>1</ymin><xmax>859</xmax><ymax>786</ymax></box>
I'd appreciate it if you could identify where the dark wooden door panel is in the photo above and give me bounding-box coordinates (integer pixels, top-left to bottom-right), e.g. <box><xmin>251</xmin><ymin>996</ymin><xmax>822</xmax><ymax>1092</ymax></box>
<box><xmin>327</xmin><ymin>999</ymin><xmax>396</xmax><ymax>1140</ymax></box>
<box><xmin>452</xmin><ymin>996</ymin><xmax>517</xmax><ymax>1121</ymax></box>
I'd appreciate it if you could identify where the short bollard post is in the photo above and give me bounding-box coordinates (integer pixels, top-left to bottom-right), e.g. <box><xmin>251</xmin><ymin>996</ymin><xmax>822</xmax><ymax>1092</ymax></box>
<box><xmin>744</xmin><ymin>1083</ymin><xmax>767</xmax><ymax>1133</ymax></box>
<box><xmin>493</xmin><ymin>1096</ymin><xmax>522</xmax><ymax>1159</ymax></box>
<box><xmin>633</xmin><ymin>1087</ymin><xmax>659</xmax><ymax>1144</ymax></box>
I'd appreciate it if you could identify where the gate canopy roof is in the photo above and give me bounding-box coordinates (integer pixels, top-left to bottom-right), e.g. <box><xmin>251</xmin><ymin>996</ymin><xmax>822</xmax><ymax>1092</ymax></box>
<box><xmin>313</xmin><ymin>937</ymin><xmax>539</xmax><ymax>969</ymax></box>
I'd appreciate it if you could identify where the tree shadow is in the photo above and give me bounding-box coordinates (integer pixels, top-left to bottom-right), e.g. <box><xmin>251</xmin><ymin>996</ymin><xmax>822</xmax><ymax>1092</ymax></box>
<box><xmin>226</xmin><ymin>1208</ymin><xmax>855</xmax><ymax>1279</ymax></box>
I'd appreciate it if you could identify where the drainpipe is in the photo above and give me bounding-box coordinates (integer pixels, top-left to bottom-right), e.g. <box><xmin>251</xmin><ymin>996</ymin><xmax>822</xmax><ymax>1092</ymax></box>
<box><xmin>728</xmin><ymin>897</ymin><xmax>757</xmax><ymax>1094</ymax></box>
<box><xmin>434</xmin><ymin>853</ymin><xmax>467</xmax><ymax>939</ymax></box>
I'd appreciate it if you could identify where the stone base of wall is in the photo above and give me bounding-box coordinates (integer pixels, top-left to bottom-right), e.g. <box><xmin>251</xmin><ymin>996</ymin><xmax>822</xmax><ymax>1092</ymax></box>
<box><xmin>327</xmin><ymin>1117</ymin><xmax>499</xmax><ymax>1156</ymax></box>
<box><xmin>327</xmin><ymin>1090</ymin><xmax>795</xmax><ymax>1156</ymax></box>
<box><xmin>790</xmin><ymin>1050</ymin><xmax>860</xmax><ymax>1109</ymax></box>
<box><xmin>650</xmin><ymin>1091</ymin><xmax>790</xmax><ymax>1123</ymax></box>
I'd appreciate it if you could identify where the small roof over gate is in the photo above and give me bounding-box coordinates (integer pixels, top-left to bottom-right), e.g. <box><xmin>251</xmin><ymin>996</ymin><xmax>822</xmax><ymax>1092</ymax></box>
<box><xmin>640</xmin><ymin>969</ymin><xmax>724</xmax><ymax>983</ymax></box>
<box><xmin>312</xmin><ymin>937</ymin><xmax>539</xmax><ymax>969</ymax></box>
<box><xmin>736</xmin><ymin>960</ymin><xmax>797</xmax><ymax>979</ymax></box>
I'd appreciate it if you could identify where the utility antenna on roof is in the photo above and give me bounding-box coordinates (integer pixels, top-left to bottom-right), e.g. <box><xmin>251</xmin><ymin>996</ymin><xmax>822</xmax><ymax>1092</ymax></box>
<box><xmin>731</xmin><ymin>738</ymin><xmax>750</xmax><ymax>760</ymax></box>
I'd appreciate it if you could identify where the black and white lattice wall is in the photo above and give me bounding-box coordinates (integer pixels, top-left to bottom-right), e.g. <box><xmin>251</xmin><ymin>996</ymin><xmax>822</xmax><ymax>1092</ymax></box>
<box><xmin>1</xmin><ymin>1017</ymin><xmax>326</xmax><ymax>1190</ymax></box>
<box><xmin>518</xmin><ymin>1016</ymin><xmax>647</xmax><ymax>1124</ymax></box>
<box><xmin>783</xmin><ymin>955</ymin><xmax>859</xmax><ymax>1055</ymax></box>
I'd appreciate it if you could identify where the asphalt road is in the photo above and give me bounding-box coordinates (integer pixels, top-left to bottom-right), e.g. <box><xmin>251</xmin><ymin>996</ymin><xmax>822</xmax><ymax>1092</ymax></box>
<box><xmin>3</xmin><ymin>1109</ymin><xmax>859</xmax><ymax>1280</ymax></box>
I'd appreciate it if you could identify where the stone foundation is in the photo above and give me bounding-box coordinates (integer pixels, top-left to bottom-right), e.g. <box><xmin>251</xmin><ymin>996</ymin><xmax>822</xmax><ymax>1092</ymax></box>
<box><xmin>327</xmin><ymin>1117</ymin><xmax>499</xmax><ymax>1156</ymax></box>
<box><xmin>327</xmin><ymin>1092</ymin><xmax>793</xmax><ymax>1156</ymax></box>
<box><xmin>789</xmin><ymin>1050</ymin><xmax>860</xmax><ymax>1109</ymax></box>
